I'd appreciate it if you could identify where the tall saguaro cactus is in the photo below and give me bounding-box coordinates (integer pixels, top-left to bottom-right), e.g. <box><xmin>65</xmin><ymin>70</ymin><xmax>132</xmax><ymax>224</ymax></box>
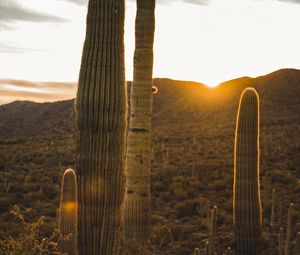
<box><xmin>75</xmin><ymin>1</ymin><xmax>126</xmax><ymax>254</ymax></box>
<box><xmin>124</xmin><ymin>0</ymin><xmax>156</xmax><ymax>251</ymax></box>
<box><xmin>59</xmin><ymin>169</ymin><xmax>78</xmax><ymax>255</ymax></box>
<box><xmin>233</xmin><ymin>88</ymin><xmax>262</xmax><ymax>255</ymax></box>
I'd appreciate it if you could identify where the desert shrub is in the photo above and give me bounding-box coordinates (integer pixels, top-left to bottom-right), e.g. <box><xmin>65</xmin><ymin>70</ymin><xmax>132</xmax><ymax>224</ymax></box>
<box><xmin>151</xmin><ymin>223</ymin><xmax>173</xmax><ymax>248</ymax></box>
<box><xmin>124</xmin><ymin>240</ymin><xmax>153</xmax><ymax>255</ymax></box>
<box><xmin>0</xmin><ymin>205</ymin><xmax>69</xmax><ymax>255</ymax></box>
<box><xmin>0</xmin><ymin>197</ymin><xmax>10</xmax><ymax>213</ymax></box>
<box><xmin>159</xmin><ymin>191</ymin><xmax>171</xmax><ymax>202</ymax></box>
<box><xmin>174</xmin><ymin>200</ymin><xmax>197</xmax><ymax>218</ymax></box>
<box><xmin>166</xmin><ymin>242</ymin><xmax>191</xmax><ymax>255</ymax></box>
<box><xmin>152</xmin><ymin>181</ymin><xmax>165</xmax><ymax>195</ymax></box>
<box><xmin>172</xmin><ymin>187</ymin><xmax>188</xmax><ymax>201</ymax></box>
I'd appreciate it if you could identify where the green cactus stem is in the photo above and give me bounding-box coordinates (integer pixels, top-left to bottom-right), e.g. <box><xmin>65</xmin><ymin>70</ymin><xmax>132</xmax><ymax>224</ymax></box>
<box><xmin>233</xmin><ymin>88</ymin><xmax>262</xmax><ymax>255</ymax></box>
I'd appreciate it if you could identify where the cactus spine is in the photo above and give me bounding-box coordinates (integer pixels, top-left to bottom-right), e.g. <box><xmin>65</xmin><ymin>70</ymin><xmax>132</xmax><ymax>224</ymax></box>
<box><xmin>124</xmin><ymin>0</ymin><xmax>155</xmax><ymax>252</ymax></box>
<box><xmin>209</xmin><ymin>206</ymin><xmax>217</xmax><ymax>255</ymax></box>
<box><xmin>59</xmin><ymin>169</ymin><xmax>78</xmax><ymax>255</ymax></box>
<box><xmin>233</xmin><ymin>88</ymin><xmax>262</xmax><ymax>255</ymax></box>
<box><xmin>75</xmin><ymin>1</ymin><xmax>126</xmax><ymax>254</ymax></box>
<box><xmin>285</xmin><ymin>203</ymin><xmax>294</xmax><ymax>255</ymax></box>
<box><xmin>293</xmin><ymin>232</ymin><xmax>300</xmax><ymax>255</ymax></box>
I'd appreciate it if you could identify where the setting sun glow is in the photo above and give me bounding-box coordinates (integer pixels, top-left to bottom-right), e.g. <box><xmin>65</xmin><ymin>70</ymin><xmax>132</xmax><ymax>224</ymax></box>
<box><xmin>0</xmin><ymin>0</ymin><xmax>299</xmax><ymax>102</ymax></box>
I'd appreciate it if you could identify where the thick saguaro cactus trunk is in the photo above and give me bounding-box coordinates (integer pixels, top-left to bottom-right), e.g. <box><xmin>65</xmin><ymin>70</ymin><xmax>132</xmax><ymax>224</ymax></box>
<box><xmin>59</xmin><ymin>169</ymin><xmax>78</xmax><ymax>255</ymax></box>
<box><xmin>75</xmin><ymin>1</ymin><xmax>126</xmax><ymax>255</ymax></box>
<box><xmin>124</xmin><ymin>0</ymin><xmax>155</xmax><ymax>250</ymax></box>
<box><xmin>233</xmin><ymin>88</ymin><xmax>262</xmax><ymax>255</ymax></box>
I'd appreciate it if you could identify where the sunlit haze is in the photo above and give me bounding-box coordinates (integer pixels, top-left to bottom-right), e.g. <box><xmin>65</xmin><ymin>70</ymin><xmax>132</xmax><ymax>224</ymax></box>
<box><xmin>0</xmin><ymin>0</ymin><xmax>300</xmax><ymax>104</ymax></box>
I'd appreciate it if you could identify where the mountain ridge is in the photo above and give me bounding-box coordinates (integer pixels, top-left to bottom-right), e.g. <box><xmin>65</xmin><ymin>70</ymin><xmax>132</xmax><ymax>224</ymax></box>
<box><xmin>1</xmin><ymin>68</ymin><xmax>300</xmax><ymax>138</ymax></box>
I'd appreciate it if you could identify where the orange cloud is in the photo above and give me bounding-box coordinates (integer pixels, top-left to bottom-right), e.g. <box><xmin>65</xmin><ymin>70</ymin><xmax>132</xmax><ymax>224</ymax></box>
<box><xmin>0</xmin><ymin>79</ymin><xmax>77</xmax><ymax>105</ymax></box>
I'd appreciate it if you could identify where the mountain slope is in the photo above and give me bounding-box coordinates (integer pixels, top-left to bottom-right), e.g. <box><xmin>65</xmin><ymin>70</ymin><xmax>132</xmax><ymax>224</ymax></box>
<box><xmin>0</xmin><ymin>68</ymin><xmax>300</xmax><ymax>255</ymax></box>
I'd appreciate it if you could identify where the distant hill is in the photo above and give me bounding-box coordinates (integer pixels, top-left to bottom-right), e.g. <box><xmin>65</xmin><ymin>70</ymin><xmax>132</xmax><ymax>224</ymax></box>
<box><xmin>0</xmin><ymin>68</ymin><xmax>300</xmax><ymax>255</ymax></box>
<box><xmin>1</xmin><ymin>69</ymin><xmax>299</xmax><ymax>137</ymax></box>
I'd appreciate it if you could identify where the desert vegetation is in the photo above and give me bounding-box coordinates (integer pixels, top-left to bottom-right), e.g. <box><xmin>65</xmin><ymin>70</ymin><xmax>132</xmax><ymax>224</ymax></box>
<box><xmin>0</xmin><ymin>0</ymin><xmax>300</xmax><ymax>255</ymax></box>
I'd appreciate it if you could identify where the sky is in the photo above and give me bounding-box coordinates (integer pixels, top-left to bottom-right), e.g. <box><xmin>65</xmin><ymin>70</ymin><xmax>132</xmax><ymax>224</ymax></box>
<box><xmin>0</xmin><ymin>0</ymin><xmax>300</xmax><ymax>105</ymax></box>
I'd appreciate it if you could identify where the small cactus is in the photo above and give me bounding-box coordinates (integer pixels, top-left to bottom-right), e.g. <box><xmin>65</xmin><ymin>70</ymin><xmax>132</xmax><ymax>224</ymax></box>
<box><xmin>205</xmin><ymin>241</ymin><xmax>209</xmax><ymax>255</ymax></box>
<box><xmin>285</xmin><ymin>203</ymin><xmax>294</xmax><ymax>255</ymax></box>
<box><xmin>226</xmin><ymin>246</ymin><xmax>232</xmax><ymax>255</ymax></box>
<box><xmin>293</xmin><ymin>232</ymin><xmax>300</xmax><ymax>255</ymax></box>
<box><xmin>270</xmin><ymin>188</ymin><xmax>276</xmax><ymax>228</ymax></box>
<box><xmin>1</xmin><ymin>173</ymin><xmax>11</xmax><ymax>193</ymax></box>
<box><xmin>209</xmin><ymin>206</ymin><xmax>217</xmax><ymax>255</ymax></box>
<box><xmin>194</xmin><ymin>247</ymin><xmax>200</xmax><ymax>255</ymax></box>
<box><xmin>279</xmin><ymin>227</ymin><xmax>284</xmax><ymax>255</ymax></box>
<box><xmin>59</xmin><ymin>169</ymin><xmax>78</xmax><ymax>255</ymax></box>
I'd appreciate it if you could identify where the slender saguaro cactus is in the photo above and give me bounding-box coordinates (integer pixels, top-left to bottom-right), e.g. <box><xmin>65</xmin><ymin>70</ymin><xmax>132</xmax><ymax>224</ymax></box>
<box><xmin>294</xmin><ymin>232</ymin><xmax>300</xmax><ymax>255</ymax></box>
<box><xmin>207</xmin><ymin>200</ymin><xmax>210</xmax><ymax>230</ymax></box>
<box><xmin>271</xmin><ymin>188</ymin><xmax>276</xmax><ymax>228</ymax></box>
<box><xmin>285</xmin><ymin>203</ymin><xmax>294</xmax><ymax>255</ymax></box>
<box><xmin>124</xmin><ymin>0</ymin><xmax>156</xmax><ymax>251</ymax></box>
<box><xmin>233</xmin><ymin>88</ymin><xmax>262</xmax><ymax>255</ymax></box>
<box><xmin>226</xmin><ymin>247</ymin><xmax>232</xmax><ymax>255</ymax></box>
<box><xmin>209</xmin><ymin>206</ymin><xmax>217</xmax><ymax>255</ymax></box>
<box><xmin>75</xmin><ymin>1</ymin><xmax>126</xmax><ymax>254</ymax></box>
<box><xmin>59</xmin><ymin>169</ymin><xmax>78</xmax><ymax>255</ymax></box>
<box><xmin>194</xmin><ymin>247</ymin><xmax>200</xmax><ymax>255</ymax></box>
<box><xmin>279</xmin><ymin>227</ymin><xmax>284</xmax><ymax>255</ymax></box>
<box><xmin>205</xmin><ymin>241</ymin><xmax>209</xmax><ymax>255</ymax></box>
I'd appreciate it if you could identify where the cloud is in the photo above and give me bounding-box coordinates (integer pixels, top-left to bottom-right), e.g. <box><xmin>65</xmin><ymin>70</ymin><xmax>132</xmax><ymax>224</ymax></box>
<box><xmin>278</xmin><ymin>0</ymin><xmax>300</xmax><ymax>3</ymax></box>
<box><xmin>0</xmin><ymin>0</ymin><xmax>67</xmax><ymax>30</ymax></box>
<box><xmin>0</xmin><ymin>80</ymin><xmax>77</xmax><ymax>105</ymax></box>
<box><xmin>62</xmin><ymin>0</ymin><xmax>88</xmax><ymax>5</ymax></box>
<box><xmin>65</xmin><ymin>0</ymin><xmax>209</xmax><ymax>5</ymax></box>
<box><xmin>0</xmin><ymin>42</ymin><xmax>47</xmax><ymax>54</ymax></box>
<box><xmin>127</xmin><ymin>0</ymin><xmax>210</xmax><ymax>5</ymax></box>
<box><xmin>180</xmin><ymin>0</ymin><xmax>210</xmax><ymax>4</ymax></box>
